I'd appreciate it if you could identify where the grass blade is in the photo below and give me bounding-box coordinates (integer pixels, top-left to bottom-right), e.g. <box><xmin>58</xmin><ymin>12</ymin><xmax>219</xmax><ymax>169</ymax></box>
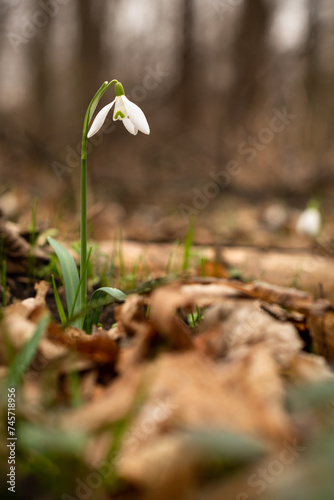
<box><xmin>51</xmin><ymin>274</ymin><xmax>66</xmax><ymax>326</ymax></box>
<box><xmin>63</xmin><ymin>295</ymin><xmax>115</xmax><ymax>327</ymax></box>
<box><xmin>70</xmin><ymin>246</ymin><xmax>92</xmax><ymax>321</ymax></box>
<box><xmin>186</xmin><ymin>429</ymin><xmax>266</xmax><ymax>465</ymax></box>
<box><xmin>182</xmin><ymin>216</ymin><xmax>196</xmax><ymax>272</ymax></box>
<box><xmin>1</xmin><ymin>257</ymin><xmax>7</xmax><ymax>307</ymax></box>
<box><xmin>47</xmin><ymin>237</ymin><xmax>80</xmax><ymax>328</ymax></box>
<box><xmin>83</xmin><ymin>286</ymin><xmax>126</xmax><ymax>334</ymax></box>
<box><xmin>166</xmin><ymin>240</ymin><xmax>179</xmax><ymax>276</ymax></box>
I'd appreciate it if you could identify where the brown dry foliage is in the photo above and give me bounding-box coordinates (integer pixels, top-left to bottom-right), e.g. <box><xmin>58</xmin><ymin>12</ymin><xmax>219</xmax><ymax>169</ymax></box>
<box><xmin>1</xmin><ymin>278</ymin><xmax>334</xmax><ymax>499</ymax></box>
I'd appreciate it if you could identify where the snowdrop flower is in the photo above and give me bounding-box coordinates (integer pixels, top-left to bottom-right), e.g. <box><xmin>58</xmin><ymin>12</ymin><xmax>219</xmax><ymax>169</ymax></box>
<box><xmin>87</xmin><ymin>82</ymin><xmax>150</xmax><ymax>137</ymax></box>
<box><xmin>296</xmin><ymin>205</ymin><xmax>321</xmax><ymax>237</ymax></box>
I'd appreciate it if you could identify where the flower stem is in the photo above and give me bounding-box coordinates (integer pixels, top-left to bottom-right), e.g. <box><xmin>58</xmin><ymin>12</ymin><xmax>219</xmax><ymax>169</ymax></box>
<box><xmin>80</xmin><ymin>80</ymin><xmax>118</xmax><ymax>326</ymax></box>
<box><xmin>80</xmin><ymin>112</ymin><xmax>89</xmax><ymax>321</ymax></box>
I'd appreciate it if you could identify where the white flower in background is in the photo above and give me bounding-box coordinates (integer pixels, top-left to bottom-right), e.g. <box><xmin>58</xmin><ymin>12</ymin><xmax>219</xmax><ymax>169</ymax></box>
<box><xmin>87</xmin><ymin>82</ymin><xmax>150</xmax><ymax>137</ymax></box>
<box><xmin>296</xmin><ymin>205</ymin><xmax>321</xmax><ymax>237</ymax></box>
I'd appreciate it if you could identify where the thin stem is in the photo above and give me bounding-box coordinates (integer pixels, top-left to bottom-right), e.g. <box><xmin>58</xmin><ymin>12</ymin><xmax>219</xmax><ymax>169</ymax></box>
<box><xmin>80</xmin><ymin>115</ymin><xmax>89</xmax><ymax>320</ymax></box>
<box><xmin>71</xmin><ymin>247</ymin><xmax>92</xmax><ymax>321</ymax></box>
<box><xmin>80</xmin><ymin>80</ymin><xmax>118</xmax><ymax>325</ymax></box>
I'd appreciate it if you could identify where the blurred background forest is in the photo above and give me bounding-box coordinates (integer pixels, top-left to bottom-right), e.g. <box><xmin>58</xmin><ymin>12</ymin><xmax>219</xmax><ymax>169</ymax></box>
<box><xmin>1</xmin><ymin>0</ymin><xmax>334</xmax><ymax>243</ymax></box>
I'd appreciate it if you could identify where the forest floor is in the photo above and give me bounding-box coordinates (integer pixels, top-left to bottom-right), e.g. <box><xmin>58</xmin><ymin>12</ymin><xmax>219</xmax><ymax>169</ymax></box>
<box><xmin>1</xmin><ymin>185</ymin><xmax>334</xmax><ymax>500</ymax></box>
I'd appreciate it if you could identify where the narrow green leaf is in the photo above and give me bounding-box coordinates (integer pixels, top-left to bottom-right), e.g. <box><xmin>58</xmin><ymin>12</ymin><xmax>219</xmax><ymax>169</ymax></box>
<box><xmin>6</xmin><ymin>314</ymin><xmax>50</xmax><ymax>389</ymax></box>
<box><xmin>287</xmin><ymin>380</ymin><xmax>334</xmax><ymax>411</ymax></box>
<box><xmin>182</xmin><ymin>216</ymin><xmax>196</xmax><ymax>272</ymax></box>
<box><xmin>47</xmin><ymin>237</ymin><xmax>80</xmax><ymax>328</ymax></box>
<box><xmin>63</xmin><ymin>295</ymin><xmax>114</xmax><ymax>327</ymax></box>
<box><xmin>19</xmin><ymin>423</ymin><xmax>86</xmax><ymax>456</ymax></box>
<box><xmin>186</xmin><ymin>429</ymin><xmax>266</xmax><ymax>465</ymax></box>
<box><xmin>70</xmin><ymin>247</ymin><xmax>92</xmax><ymax>321</ymax></box>
<box><xmin>1</xmin><ymin>257</ymin><xmax>7</xmax><ymax>307</ymax></box>
<box><xmin>166</xmin><ymin>240</ymin><xmax>179</xmax><ymax>276</ymax></box>
<box><xmin>83</xmin><ymin>286</ymin><xmax>126</xmax><ymax>334</ymax></box>
<box><xmin>51</xmin><ymin>274</ymin><xmax>66</xmax><ymax>326</ymax></box>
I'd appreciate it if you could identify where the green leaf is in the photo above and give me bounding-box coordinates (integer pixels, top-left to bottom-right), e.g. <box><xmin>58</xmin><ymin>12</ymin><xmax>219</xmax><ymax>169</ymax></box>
<box><xmin>6</xmin><ymin>314</ymin><xmax>50</xmax><ymax>389</ymax></box>
<box><xmin>19</xmin><ymin>423</ymin><xmax>86</xmax><ymax>456</ymax></box>
<box><xmin>51</xmin><ymin>274</ymin><xmax>66</xmax><ymax>326</ymax></box>
<box><xmin>182</xmin><ymin>216</ymin><xmax>196</xmax><ymax>272</ymax></box>
<box><xmin>83</xmin><ymin>286</ymin><xmax>126</xmax><ymax>334</ymax></box>
<box><xmin>287</xmin><ymin>380</ymin><xmax>334</xmax><ymax>412</ymax></box>
<box><xmin>47</xmin><ymin>237</ymin><xmax>81</xmax><ymax>328</ymax></box>
<box><xmin>186</xmin><ymin>429</ymin><xmax>266</xmax><ymax>465</ymax></box>
<box><xmin>69</xmin><ymin>246</ymin><xmax>93</xmax><ymax>321</ymax></box>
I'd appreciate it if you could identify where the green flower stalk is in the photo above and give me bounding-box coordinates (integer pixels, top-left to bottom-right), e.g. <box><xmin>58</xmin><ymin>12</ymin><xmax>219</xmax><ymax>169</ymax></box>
<box><xmin>80</xmin><ymin>80</ymin><xmax>117</xmax><ymax>314</ymax></box>
<box><xmin>48</xmin><ymin>79</ymin><xmax>150</xmax><ymax>332</ymax></box>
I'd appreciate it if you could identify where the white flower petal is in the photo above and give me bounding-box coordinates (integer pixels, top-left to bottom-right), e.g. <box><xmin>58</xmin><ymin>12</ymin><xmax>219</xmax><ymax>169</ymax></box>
<box><xmin>296</xmin><ymin>208</ymin><xmax>321</xmax><ymax>237</ymax></box>
<box><xmin>122</xmin><ymin>117</ymin><xmax>138</xmax><ymax>135</ymax></box>
<box><xmin>113</xmin><ymin>96</ymin><xmax>127</xmax><ymax>120</ymax></box>
<box><xmin>122</xmin><ymin>96</ymin><xmax>150</xmax><ymax>135</ymax></box>
<box><xmin>87</xmin><ymin>99</ymin><xmax>115</xmax><ymax>138</ymax></box>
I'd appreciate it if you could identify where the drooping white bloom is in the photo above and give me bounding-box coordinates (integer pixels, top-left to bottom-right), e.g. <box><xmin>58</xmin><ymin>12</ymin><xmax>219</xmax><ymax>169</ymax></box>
<box><xmin>296</xmin><ymin>206</ymin><xmax>321</xmax><ymax>237</ymax></box>
<box><xmin>87</xmin><ymin>82</ymin><xmax>150</xmax><ymax>138</ymax></box>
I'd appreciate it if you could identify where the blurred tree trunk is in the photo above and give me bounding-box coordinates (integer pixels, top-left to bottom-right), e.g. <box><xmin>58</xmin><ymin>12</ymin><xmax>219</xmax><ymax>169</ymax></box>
<box><xmin>227</xmin><ymin>0</ymin><xmax>271</xmax><ymax>127</ymax></box>
<box><xmin>0</xmin><ymin>4</ymin><xmax>10</xmax><ymax>123</ymax></box>
<box><xmin>305</xmin><ymin>0</ymin><xmax>319</xmax><ymax>104</ymax></box>
<box><xmin>24</xmin><ymin>1</ymin><xmax>53</xmax><ymax>150</ymax></box>
<box><xmin>172</xmin><ymin>0</ymin><xmax>198</xmax><ymax>125</ymax></box>
<box><xmin>304</xmin><ymin>0</ymin><xmax>320</xmax><ymax>146</ymax></box>
<box><xmin>303</xmin><ymin>0</ymin><xmax>334</xmax><ymax>154</ymax></box>
<box><xmin>76</xmin><ymin>0</ymin><xmax>109</xmax><ymax>113</ymax></box>
<box><xmin>304</xmin><ymin>0</ymin><xmax>334</xmax><ymax>170</ymax></box>
<box><xmin>0</xmin><ymin>3</ymin><xmax>10</xmax><ymax>56</ymax></box>
<box><xmin>72</xmin><ymin>0</ymin><xmax>110</xmax><ymax>217</ymax></box>
<box><xmin>180</xmin><ymin>0</ymin><xmax>196</xmax><ymax>118</ymax></box>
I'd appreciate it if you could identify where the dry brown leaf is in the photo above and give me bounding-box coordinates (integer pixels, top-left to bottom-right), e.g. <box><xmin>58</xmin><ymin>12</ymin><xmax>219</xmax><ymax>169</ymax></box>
<box><xmin>117</xmin><ymin>434</ymin><xmax>191</xmax><ymax>494</ymax></box>
<box><xmin>256</xmin><ymin>302</ymin><xmax>305</xmax><ymax>322</ymax></box>
<box><xmin>191</xmin><ymin>299</ymin><xmax>303</xmax><ymax>369</ymax></box>
<box><xmin>181</xmin><ymin>282</ymin><xmax>243</xmax><ymax>307</ymax></box>
<box><xmin>1</xmin><ymin>306</ymin><xmax>41</xmax><ymax>355</ymax></box>
<box><xmin>48</xmin><ymin>324</ymin><xmax>119</xmax><ymax>365</ymax></box>
<box><xmin>37</xmin><ymin>336</ymin><xmax>68</xmax><ymax>366</ymax></box>
<box><xmin>0</xmin><ymin>281</ymin><xmax>50</xmax><ymax>361</ymax></box>
<box><xmin>149</xmin><ymin>286</ymin><xmax>194</xmax><ymax>350</ymax></box>
<box><xmin>181</xmin><ymin>279</ymin><xmax>329</xmax><ymax>316</ymax></box>
<box><xmin>59</xmin><ymin>367</ymin><xmax>144</xmax><ymax>432</ymax></box>
<box><xmin>0</xmin><ymin>218</ymin><xmax>49</xmax><ymax>274</ymax></box>
<box><xmin>21</xmin><ymin>280</ymin><xmax>49</xmax><ymax>313</ymax></box>
<box><xmin>58</xmin><ymin>347</ymin><xmax>291</xmax><ymax>495</ymax></box>
<box><xmin>308</xmin><ymin>311</ymin><xmax>334</xmax><ymax>362</ymax></box>
<box><xmin>115</xmin><ymin>294</ymin><xmax>158</xmax><ymax>368</ymax></box>
<box><xmin>226</xmin><ymin>280</ymin><xmax>329</xmax><ymax>315</ymax></box>
<box><xmin>228</xmin><ymin>280</ymin><xmax>311</xmax><ymax>303</ymax></box>
<box><xmin>198</xmin><ymin>259</ymin><xmax>230</xmax><ymax>279</ymax></box>
<box><xmin>212</xmin><ymin>302</ymin><xmax>303</xmax><ymax>367</ymax></box>
<box><xmin>283</xmin><ymin>352</ymin><xmax>334</xmax><ymax>384</ymax></box>
<box><xmin>116</xmin><ymin>294</ymin><xmax>150</xmax><ymax>338</ymax></box>
<box><xmin>143</xmin><ymin>348</ymin><xmax>291</xmax><ymax>440</ymax></box>
<box><xmin>0</xmin><ymin>281</ymin><xmax>69</xmax><ymax>368</ymax></box>
<box><xmin>60</xmin><ymin>345</ymin><xmax>291</xmax><ymax>438</ymax></box>
<box><xmin>115</xmin><ymin>346</ymin><xmax>292</xmax><ymax>490</ymax></box>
